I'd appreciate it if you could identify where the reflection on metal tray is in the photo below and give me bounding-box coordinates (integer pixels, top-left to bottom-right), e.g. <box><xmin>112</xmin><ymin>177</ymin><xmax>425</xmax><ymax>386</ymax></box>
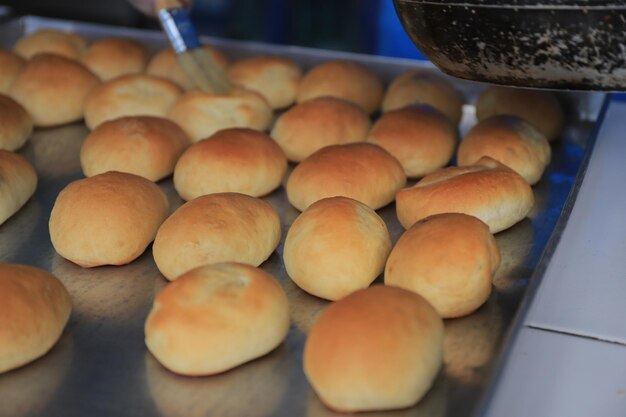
<box><xmin>0</xmin><ymin>16</ymin><xmax>608</xmax><ymax>417</ymax></box>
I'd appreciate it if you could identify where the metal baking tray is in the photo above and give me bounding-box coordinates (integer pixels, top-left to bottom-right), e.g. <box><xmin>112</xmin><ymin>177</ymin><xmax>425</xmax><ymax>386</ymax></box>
<box><xmin>0</xmin><ymin>16</ymin><xmax>608</xmax><ymax>417</ymax></box>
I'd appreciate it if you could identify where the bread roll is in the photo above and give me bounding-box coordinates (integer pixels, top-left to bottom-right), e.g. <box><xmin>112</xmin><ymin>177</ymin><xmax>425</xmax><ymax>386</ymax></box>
<box><xmin>458</xmin><ymin>115</ymin><xmax>551</xmax><ymax>185</ymax></box>
<box><xmin>296</xmin><ymin>60</ymin><xmax>383</xmax><ymax>114</ymax></box>
<box><xmin>287</xmin><ymin>143</ymin><xmax>406</xmax><ymax>211</ymax></box>
<box><xmin>146</xmin><ymin>45</ymin><xmax>228</xmax><ymax>91</ymax></box>
<box><xmin>145</xmin><ymin>262</ymin><xmax>289</xmax><ymax>376</ymax></box>
<box><xmin>80</xmin><ymin>37</ymin><xmax>147</xmax><ymax>81</ymax></box>
<box><xmin>476</xmin><ymin>86</ymin><xmax>564</xmax><ymax>141</ymax></box>
<box><xmin>271</xmin><ymin>96</ymin><xmax>370</xmax><ymax>162</ymax></box>
<box><xmin>304</xmin><ymin>285</ymin><xmax>443</xmax><ymax>412</ymax></box>
<box><xmin>174</xmin><ymin>128</ymin><xmax>286</xmax><ymax>200</ymax></box>
<box><xmin>80</xmin><ymin>116</ymin><xmax>190</xmax><ymax>182</ymax></box>
<box><xmin>0</xmin><ymin>49</ymin><xmax>25</xmax><ymax>93</ymax></box>
<box><xmin>167</xmin><ymin>89</ymin><xmax>272</xmax><ymax>142</ymax></box>
<box><xmin>84</xmin><ymin>74</ymin><xmax>182</xmax><ymax>130</ymax></box>
<box><xmin>227</xmin><ymin>55</ymin><xmax>302</xmax><ymax>109</ymax></box>
<box><xmin>0</xmin><ymin>150</ymin><xmax>37</xmax><ymax>226</ymax></box>
<box><xmin>0</xmin><ymin>94</ymin><xmax>33</xmax><ymax>151</ymax></box>
<box><xmin>385</xmin><ymin>213</ymin><xmax>500</xmax><ymax>318</ymax></box>
<box><xmin>0</xmin><ymin>264</ymin><xmax>71</xmax><ymax>374</ymax></box>
<box><xmin>396</xmin><ymin>156</ymin><xmax>534</xmax><ymax>233</ymax></box>
<box><xmin>152</xmin><ymin>193</ymin><xmax>281</xmax><ymax>280</ymax></box>
<box><xmin>382</xmin><ymin>70</ymin><xmax>464</xmax><ymax>125</ymax></box>
<box><xmin>49</xmin><ymin>171</ymin><xmax>169</xmax><ymax>267</ymax></box>
<box><xmin>284</xmin><ymin>197</ymin><xmax>391</xmax><ymax>301</ymax></box>
<box><xmin>9</xmin><ymin>54</ymin><xmax>100</xmax><ymax>127</ymax></box>
<box><xmin>367</xmin><ymin>104</ymin><xmax>458</xmax><ymax>178</ymax></box>
<box><xmin>14</xmin><ymin>29</ymin><xmax>86</xmax><ymax>60</ymax></box>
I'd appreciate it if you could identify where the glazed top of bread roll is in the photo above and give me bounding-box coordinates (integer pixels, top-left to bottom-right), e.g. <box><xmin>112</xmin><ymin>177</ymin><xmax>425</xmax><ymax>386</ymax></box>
<box><xmin>0</xmin><ymin>94</ymin><xmax>34</xmax><ymax>152</ymax></box>
<box><xmin>475</xmin><ymin>86</ymin><xmax>564</xmax><ymax>141</ymax></box>
<box><xmin>80</xmin><ymin>37</ymin><xmax>148</xmax><ymax>81</ymax></box>
<box><xmin>296</xmin><ymin>60</ymin><xmax>384</xmax><ymax>114</ymax></box>
<box><xmin>382</xmin><ymin>70</ymin><xmax>464</xmax><ymax>125</ymax></box>
<box><xmin>0</xmin><ymin>263</ymin><xmax>72</xmax><ymax>374</ymax></box>
<box><xmin>0</xmin><ymin>50</ymin><xmax>25</xmax><ymax>94</ymax></box>
<box><xmin>14</xmin><ymin>29</ymin><xmax>87</xmax><ymax>60</ymax></box>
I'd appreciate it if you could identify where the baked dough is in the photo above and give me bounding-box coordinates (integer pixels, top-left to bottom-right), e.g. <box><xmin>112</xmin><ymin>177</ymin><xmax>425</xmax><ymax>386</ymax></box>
<box><xmin>0</xmin><ymin>49</ymin><xmax>25</xmax><ymax>94</ymax></box>
<box><xmin>284</xmin><ymin>196</ymin><xmax>391</xmax><ymax>300</ymax></box>
<box><xmin>145</xmin><ymin>262</ymin><xmax>289</xmax><ymax>375</ymax></box>
<box><xmin>304</xmin><ymin>285</ymin><xmax>444</xmax><ymax>412</ymax></box>
<box><xmin>80</xmin><ymin>37</ymin><xmax>148</xmax><ymax>81</ymax></box>
<box><xmin>0</xmin><ymin>94</ymin><xmax>33</xmax><ymax>151</ymax></box>
<box><xmin>0</xmin><ymin>150</ymin><xmax>37</xmax><ymax>226</ymax></box>
<box><xmin>14</xmin><ymin>29</ymin><xmax>86</xmax><ymax>59</ymax></box>
<box><xmin>385</xmin><ymin>213</ymin><xmax>500</xmax><ymax>318</ymax></box>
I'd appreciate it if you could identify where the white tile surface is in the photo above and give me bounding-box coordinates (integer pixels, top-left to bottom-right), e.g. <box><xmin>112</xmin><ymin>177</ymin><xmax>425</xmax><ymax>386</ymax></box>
<box><xmin>484</xmin><ymin>327</ymin><xmax>626</xmax><ymax>417</ymax></box>
<box><xmin>526</xmin><ymin>101</ymin><xmax>626</xmax><ymax>344</ymax></box>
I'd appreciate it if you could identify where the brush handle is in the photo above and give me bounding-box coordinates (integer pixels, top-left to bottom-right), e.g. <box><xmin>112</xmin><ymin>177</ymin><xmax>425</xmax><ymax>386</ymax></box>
<box><xmin>157</xmin><ymin>1</ymin><xmax>201</xmax><ymax>53</ymax></box>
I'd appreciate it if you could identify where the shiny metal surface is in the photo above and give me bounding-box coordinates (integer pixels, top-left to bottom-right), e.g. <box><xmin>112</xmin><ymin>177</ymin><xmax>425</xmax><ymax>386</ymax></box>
<box><xmin>0</xmin><ymin>16</ymin><xmax>607</xmax><ymax>417</ymax></box>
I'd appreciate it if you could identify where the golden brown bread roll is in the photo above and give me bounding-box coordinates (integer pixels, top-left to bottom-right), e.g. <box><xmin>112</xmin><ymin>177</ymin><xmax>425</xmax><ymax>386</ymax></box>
<box><xmin>0</xmin><ymin>150</ymin><xmax>37</xmax><ymax>226</ymax></box>
<box><xmin>80</xmin><ymin>37</ymin><xmax>148</xmax><ymax>81</ymax></box>
<box><xmin>227</xmin><ymin>55</ymin><xmax>302</xmax><ymax>109</ymax></box>
<box><xmin>296</xmin><ymin>60</ymin><xmax>384</xmax><ymax>114</ymax></box>
<box><xmin>304</xmin><ymin>285</ymin><xmax>444</xmax><ymax>412</ymax></box>
<box><xmin>49</xmin><ymin>171</ymin><xmax>169</xmax><ymax>267</ymax></box>
<box><xmin>84</xmin><ymin>74</ymin><xmax>182</xmax><ymax>130</ymax></box>
<box><xmin>0</xmin><ymin>94</ymin><xmax>33</xmax><ymax>151</ymax></box>
<box><xmin>367</xmin><ymin>104</ymin><xmax>458</xmax><ymax>178</ymax></box>
<box><xmin>284</xmin><ymin>197</ymin><xmax>391</xmax><ymax>301</ymax></box>
<box><xmin>385</xmin><ymin>213</ymin><xmax>500</xmax><ymax>318</ymax></box>
<box><xmin>458</xmin><ymin>115</ymin><xmax>551</xmax><ymax>185</ymax></box>
<box><xmin>146</xmin><ymin>45</ymin><xmax>229</xmax><ymax>91</ymax></box>
<box><xmin>0</xmin><ymin>49</ymin><xmax>25</xmax><ymax>94</ymax></box>
<box><xmin>0</xmin><ymin>264</ymin><xmax>71</xmax><ymax>374</ymax></box>
<box><xmin>271</xmin><ymin>96</ymin><xmax>371</xmax><ymax>162</ymax></box>
<box><xmin>145</xmin><ymin>262</ymin><xmax>290</xmax><ymax>376</ymax></box>
<box><xmin>152</xmin><ymin>192</ymin><xmax>281</xmax><ymax>280</ymax></box>
<box><xmin>396</xmin><ymin>157</ymin><xmax>534</xmax><ymax>233</ymax></box>
<box><xmin>80</xmin><ymin>116</ymin><xmax>190</xmax><ymax>182</ymax></box>
<box><xmin>174</xmin><ymin>128</ymin><xmax>287</xmax><ymax>200</ymax></box>
<box><xmin>167</xmin><ymin>89</ymin><xmax>273</xmax><ymax>142</ymax></box>
<box><xmin>476</xmin><ymin>86</ymin><xmax>564</xmax><ymax>141</ymax></box>
<box><xmin>382</xmin><ymin>70</ymin><xmax>464</xmax><ymax>125</ymax></box>
<box><xmin>9</xmin><ymin>54</ymin><xmax>100</xmax><ymax>127</ymax></box>
<box><xmin>13</xmin><ymin>29</ymin><xmax>86</xmax><ymax>60</ymax></box>
<box><xmin>286</xmin><ymin>143</ymin><xmax>406</xmax><ymax>211</ymax></box>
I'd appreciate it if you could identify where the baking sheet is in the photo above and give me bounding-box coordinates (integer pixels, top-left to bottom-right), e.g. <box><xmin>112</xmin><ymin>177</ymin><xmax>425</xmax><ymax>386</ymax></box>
<box><xmin>0</xmin><ymin>16</ymin><xmax>608</xmax><ymax>417</ymax></box>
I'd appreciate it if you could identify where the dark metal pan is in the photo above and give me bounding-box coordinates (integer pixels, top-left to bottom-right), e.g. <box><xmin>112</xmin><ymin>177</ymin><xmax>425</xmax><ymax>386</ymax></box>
<box><xmin>393</xmin><ymin>0</ymin><xmax>626</xmax><ymax>90</ymax></box>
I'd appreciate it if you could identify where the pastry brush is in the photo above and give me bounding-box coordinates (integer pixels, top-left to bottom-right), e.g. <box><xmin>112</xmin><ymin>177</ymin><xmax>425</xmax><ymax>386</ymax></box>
<box><xmin>157</xmin><ymin>0</ymin><xmax>232</xmax><ymax>94</ymax></box>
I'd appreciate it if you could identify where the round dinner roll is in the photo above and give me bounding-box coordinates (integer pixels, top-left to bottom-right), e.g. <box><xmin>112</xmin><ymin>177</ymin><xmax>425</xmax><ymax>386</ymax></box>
<box><xmin>284</xmin><ymin>197</ymin><xmax>391</xmax><ymax>301</ymax></box>
<box><xmin>0</xmin><ymin>150</ymin><xmax>37</xmax><ymax>226</ymax></box>
<box><xmin>0</xmin><ymin>94</ymin><xmax>33</xmax><ymax>151</ymax></box>
<box><xmin>227</xmin><ymin>56</ymin><xmax>302</xmax><ymax>109</ymax></box>
<box><xmin>286</xmin><ymin>143</ymin><xmax>406</xmax><ymax>211</ymax></box>
<box><xmin>304</xmin><ymin>285</ymin><xmax>444</xmax><ymax>412</ymax></box>
<box><xmin>49</xmin><ymin>171</ymin><xmax>169</xmax><ymax>267</ymax></box>
<box><xmin>13</xmin><ymin>29</ymin><xmax>86</xmax><ymax>60</ymax></box>
<box><xmin>458</xmin><ymin>115</ymin><xmax>551</xmax><ymax>185</ymax></box>
<box><xmin>396</xmin><ymin>156</ymin><xmax>534</xmax><ymax>233</ymax></box>
<box><xmin>174</xmin><ymin>128</ymin><xmax>286</xmax><ymax>200</ymax></box>
<box><xmin>0</xmin><ymin>264</ymin><xmax>71</xmax><ymax>374</ymax></box>
<box><xmin>476</xmin><ymin>86</ymin><xmax>565</xmax><ymax>141</ymax></box>
<box><xmin>146</xmin><ymin>45</ymin><xmax>229</xmax><ymax>91</ymax></box>
<box><xmin>382</xmin><ymin>70</ymin><xmax>464</xmax><ymax>125</ymax></box>
<box><xmin>385</xmin><ymin>213</ymin><xmax>500</xmax><ymax>318</ymax></box>
<box><xmin>84</xmin><ymin>74</ymin><xmax>182</xmax><ymax>130</ymax></box>
<box><xmin>167</xmin><ymin>89</ymin><xmax>272</xmax><ymax>142</ymax></box>
<box><xmin>80</xmin><ymin>37</ymin><xmax>147</xmax><ymax>81</ymax></box>
<box><xmin>152</xmin><ymin>193</ymin><xmax>281</xmax><ymax>280</ymax></box>
<box><xmin>145</xmin><ymin>262</ymin><xmax>289</xmax><ymax>376</ymax></box>
<box><xmin>296</xmin><ymin>60</ymin><xmax>384</xmax><ymax>114</ymax></box>
<box><xmin>270</xmin><ymin>96</ymin><xmax>371</xmax><ymax>162</ymax></box>
<box><xmin>9</xmin><ymin>54</ymin><xmax>100</xmax><ymax>127</ymax></box>
<box><xmin>0</xmin><ymin>49</ymin><xmax>25</xmax><ymax>93</ymax></box>
<box><xmin>367</xmin><ymin>104</ymin><xmax>458</xmax><ymax>178</ymax></box>
<box><xmin>80</xmin><ymin>116</ymin><xmax>190</xmax><ymax>182</ymax></box>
